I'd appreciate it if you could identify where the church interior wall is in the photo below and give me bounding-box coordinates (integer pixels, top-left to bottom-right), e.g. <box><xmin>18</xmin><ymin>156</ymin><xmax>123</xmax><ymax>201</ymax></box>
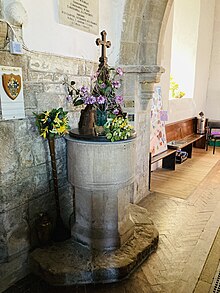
<box><xmin>17</xmin><ymin>0</ymin><xmax>125</xmax><ymax>66</ymax></box>
<box><xmin>171</xmin><ymin>0</ymin><xmax>200</xmax><ymax>102</ymax></box>
<box><xmin>159</xmin><ymin>0</ymin><xmax>216</xmax><ymax>123</ymax></box>
<box><xmin>206</xmin><ymin>0</ymin><xmax>220</xmax><ymax>120</ymax></box>
<box><xmin>193</xmin><ymin>0</ymin><xmax>216</xmax><ymax>119</ymax></box>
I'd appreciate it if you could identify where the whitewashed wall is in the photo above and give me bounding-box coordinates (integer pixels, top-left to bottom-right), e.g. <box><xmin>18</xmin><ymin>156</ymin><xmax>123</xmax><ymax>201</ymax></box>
<box><xmin>193</xmin><ymin>0</ymin><xmax>216</xmax><ymax>119</ymax></box>
<box><xmin>206</xmin><ymin>0</ymin><xmax>220</xmax><ymax>120</ymax></box>
<box><xmin>158</xmin><ymin>3</ymin><xmax>173</xmax><ymax>113</ymax></box>
<box><xmin>3</xmin><ymin>0</ymin><xmax>125</xmax><ymax>65</ymax></box>
<box><xmin>160</xmin><ymin>0</ymin><xmax>215</xmax><ymax>123</ymax></box>
<box><xmin>171</xmin><ymin>0</ymin><xmax>200</xmax><ymax>101</ymax></box>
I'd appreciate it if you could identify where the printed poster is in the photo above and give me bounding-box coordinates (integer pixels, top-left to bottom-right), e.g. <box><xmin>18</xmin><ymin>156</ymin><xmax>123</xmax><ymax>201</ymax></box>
<box><xmin>150</xmin><ymin>86</ymin><xmax>167</xmax><ymax>157</ymax></box>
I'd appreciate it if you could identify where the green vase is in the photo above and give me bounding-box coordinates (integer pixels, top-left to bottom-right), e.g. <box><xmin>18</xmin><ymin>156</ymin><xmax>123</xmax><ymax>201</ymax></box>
<box><xmin>95</xmin><ymin>108</ymin><xmax>107</xmax><ymax>136</ymax></box>
<box><xmin>96</xmin><ymin>108</ymin><xmax>107</xmax><ymax>126</ymax></box>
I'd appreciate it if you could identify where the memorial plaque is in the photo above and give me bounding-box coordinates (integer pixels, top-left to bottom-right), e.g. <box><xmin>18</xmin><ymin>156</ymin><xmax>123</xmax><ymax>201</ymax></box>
<box><xmin>0</xmin><ymin>66</ymin><xmax>25</xmax><ymax>120</ymax></box>
<box><xmin>59</xmin><ymin>0</ymin><xmax>99</xmax><ymax>35</ymax></box>
<box><xmin>124</xmin><ymin>100</ymin><xmax>135</xmax><ymax>108</ymax></box>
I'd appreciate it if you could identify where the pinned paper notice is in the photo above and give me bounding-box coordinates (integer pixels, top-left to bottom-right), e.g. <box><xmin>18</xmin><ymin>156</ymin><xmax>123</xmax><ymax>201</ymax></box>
<box><xmin>160</xmin><ymin>110</ymin><xmax>168</xmax><ymax>121</ymax></box>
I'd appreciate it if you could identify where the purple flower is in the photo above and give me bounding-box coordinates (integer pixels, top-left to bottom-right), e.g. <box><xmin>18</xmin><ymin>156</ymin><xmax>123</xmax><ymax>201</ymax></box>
<box><xmin>116</xmin><ymin>67</ymin><xmax>123</xmax><ymax>76</ymax></box>
<box><xmin>100</xmin><ymin>83</ymin><xmax>106</xmax><ymax>89</ymax></box>
<box><xmin>96</xmin><ymin>95</ymin><xmax>106</xmax><ymax>104</ymax></box>
<box><xmin>85</xmin><ymin>95</ymin><xmax>96</xmax><ymax>104</ymax></box>
<box><xmin>112</xmin><ymin>80</ymin><xmax>121</xmax><ymax>89</ymax></box>
<box><xmin>115</xmin><ymin>95</ymin><xmax>124</xmax><ymax>105</ymax></box>
<box><xmin>66</xmin><ymin>95</ymin><xmax>73</xmax><ymax>102</ymax></box>
<box><xmin>113</xmin><ymin>109</ymin><xmax>119</xmax><ymax>115</ymax></box>
<box><xmin>80</xmin><ymin>86</ymin><xmax>89</xmax><ymax>94</ymax></box>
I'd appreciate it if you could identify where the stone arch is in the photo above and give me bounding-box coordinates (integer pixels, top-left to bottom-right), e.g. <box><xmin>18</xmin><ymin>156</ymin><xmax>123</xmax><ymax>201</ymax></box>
<box><xmin>157</xmin><ymin>0</ymin><xmax>174</xmax><ymax>65</ymax></box>
<box><xmin>119</xmin><ymin>0</ymin><xmax>173</xmax><ymax>66</ymax></box>
<box><xmin>118</xmin><ymin>0</ymin><xmax>174</xmax><ymax>202</ymax></box>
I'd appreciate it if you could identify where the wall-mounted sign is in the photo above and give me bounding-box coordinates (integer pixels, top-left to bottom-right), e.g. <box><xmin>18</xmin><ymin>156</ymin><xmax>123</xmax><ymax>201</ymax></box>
<box><xmin>59</xmin><ymin>0</ymin><xmax>99</xmax><ymax>35</ymax></box>
<box><xmin>124</xmin><ymin>100</ymin><xmax>135</xmax><ymax>108</ymax></box>
<box><xmin>0</xmin><ymin>66</ymin><xmax>25</xmax><ymax>120</ymax></box>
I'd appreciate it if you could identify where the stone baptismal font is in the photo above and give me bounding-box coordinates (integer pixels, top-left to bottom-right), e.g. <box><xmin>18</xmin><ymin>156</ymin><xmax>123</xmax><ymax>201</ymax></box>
<box><xmin>31</xmin><ymin>31</ymin><xmax>159</xmax><ymax>286</ymax></box>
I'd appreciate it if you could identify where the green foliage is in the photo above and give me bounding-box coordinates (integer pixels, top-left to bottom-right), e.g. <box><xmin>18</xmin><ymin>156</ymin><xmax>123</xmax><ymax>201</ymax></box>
<box><xmin>104</xmin><ymin>115</ymin><xmax>134</xmax><ymax>142</ymax></box>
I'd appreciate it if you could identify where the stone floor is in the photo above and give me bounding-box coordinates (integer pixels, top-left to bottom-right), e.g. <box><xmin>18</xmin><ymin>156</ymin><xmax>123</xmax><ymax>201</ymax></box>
<box><xmin>194</xmin><ymin>228</ymin><xmax>220</xmax><ymax>292</ymax></box>
<box><xmin>30</xmin><ymin>204</ymin><xmax>159</xmax><ymax>285</ymax></box>
<box><xmin>4</xmin><ymin>148</ymin><xmax>220</xmax><ymax>293</ymax></box>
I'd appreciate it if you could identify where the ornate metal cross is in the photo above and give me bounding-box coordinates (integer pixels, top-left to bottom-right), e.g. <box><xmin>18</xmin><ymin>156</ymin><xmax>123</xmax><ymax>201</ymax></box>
<box><xmin>96</xmin><ymin>30</ymin><xmax>111</xmax><ymax>68</ymax></box>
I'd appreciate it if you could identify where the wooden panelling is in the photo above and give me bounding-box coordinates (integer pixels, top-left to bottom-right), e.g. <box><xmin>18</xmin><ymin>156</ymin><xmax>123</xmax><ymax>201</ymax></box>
<box><xmin>165</xmin><ymin>118</ymin><xmax>196</xmax><ymax>142</ymax></box>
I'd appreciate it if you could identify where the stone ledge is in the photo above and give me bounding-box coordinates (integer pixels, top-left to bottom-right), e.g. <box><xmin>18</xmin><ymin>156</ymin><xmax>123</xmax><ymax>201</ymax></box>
<box><xmin>30</xmin><ymin>205</ymin><xmax>159</xmax><ymax>286</ymax></box>
<box><xmin>123</xmin><ymin>65</ymin><xmax>165</xmax><ymax>74</ymax></box>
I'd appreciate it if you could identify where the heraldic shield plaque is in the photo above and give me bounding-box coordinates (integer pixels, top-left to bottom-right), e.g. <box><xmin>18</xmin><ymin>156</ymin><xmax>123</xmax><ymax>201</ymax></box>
<box><xmin>2</xmin><ymin>73</ymin><xmax>21</xmax><ymax>100</ymax></box>
<box><xmin>0</xmin><ymin>65</ymin><xmax>25</xmax><ymax>120</ymax></box>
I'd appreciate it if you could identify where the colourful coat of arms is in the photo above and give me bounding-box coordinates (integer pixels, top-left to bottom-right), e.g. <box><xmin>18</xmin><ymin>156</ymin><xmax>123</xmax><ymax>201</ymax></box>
<box><xmin>2</xmin><ymin>73</ymin><xmax>21</xmax><ymax>100</ymax></box>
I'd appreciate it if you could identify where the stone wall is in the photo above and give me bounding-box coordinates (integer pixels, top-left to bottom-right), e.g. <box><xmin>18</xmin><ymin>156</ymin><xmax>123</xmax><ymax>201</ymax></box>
<box><xmin>122</xmin><ymin>65</ymin><xmax>164</xmax><ymax>203</ymax></box>
<box><xmin>120</xmin><ymin>0</ymin><xmax>170</xmax><ymax>66</ymax></box>
<box><xmin>0</xmin><ymin>50</ymin><xmax>97</xmax><ymax>291</ymax></box>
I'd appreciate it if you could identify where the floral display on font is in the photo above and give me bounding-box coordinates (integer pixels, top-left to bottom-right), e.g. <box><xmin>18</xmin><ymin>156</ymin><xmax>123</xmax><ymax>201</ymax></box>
<box><xmin>65</xmin><ymin>65</ymin><xmax>134</xmax><ymax>142</ymax></box>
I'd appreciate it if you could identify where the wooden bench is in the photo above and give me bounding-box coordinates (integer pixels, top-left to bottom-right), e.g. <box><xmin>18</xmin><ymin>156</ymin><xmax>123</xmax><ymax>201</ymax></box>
<box><xmin>149</xmin><ymin>117</ymin><xmax>206</xmax><ymax>189</ymax></box>
<box><xmin>167</xmin><ymin>133</ymin><xmax>205</xmax><ymax>158</ymax></box>
<box><xmin>165</xmin><ymin>117</ymin><xmax>206</xmax><ymax>154</ymax></box>
<box><xmin>150</xmin><ymin>149</ymin><xmax>177</xmax><ymax>169</ymax></box>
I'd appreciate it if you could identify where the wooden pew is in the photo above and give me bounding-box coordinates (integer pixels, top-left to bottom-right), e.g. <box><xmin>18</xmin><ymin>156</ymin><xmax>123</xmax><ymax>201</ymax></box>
<box><xmin>165</xmin><ymin>117</ymin><xmax>206</xmax><ymax>157</ymax></box>
<box><xmin>149</xmin><ymin>117</ymin><xmax>206</xmax><ymax>189</ymax></box>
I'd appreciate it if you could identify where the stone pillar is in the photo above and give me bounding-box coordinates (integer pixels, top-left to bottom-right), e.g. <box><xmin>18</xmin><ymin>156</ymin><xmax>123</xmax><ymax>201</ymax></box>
<box><xmin>123</xmin><ymin>65</ymin><xmax>165</xmax><ymax>203</ymax></box>
<box><xmin>66</xmin><ymin>136</ymin><xmax>136</xmax><ymax>251</ymax></box>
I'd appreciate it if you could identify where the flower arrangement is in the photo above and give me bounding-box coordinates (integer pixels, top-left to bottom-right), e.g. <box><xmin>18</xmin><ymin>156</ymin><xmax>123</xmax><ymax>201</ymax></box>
<box><xmin>65</xmin><ymin>66</ymin><xmax>124</xmax><ymax>115</ymax></box>
<box><xmin>104</xmin><ymin>115</ymin><xmax>133</xmax><ymax>142</ymax></box>
<box><xmin>34</xmin><ymin>108</ymin><xmax>70</xmax><ymax>139</ymax></box>
<box><xmin>64</xmin><ymin>65</ymin><xmax>134</xmax><ymax>141</ymax></box>
<box><xmin>33</xmin><ymin>107</ymin><xmax>71</xmax><ymax>241</ymax></box>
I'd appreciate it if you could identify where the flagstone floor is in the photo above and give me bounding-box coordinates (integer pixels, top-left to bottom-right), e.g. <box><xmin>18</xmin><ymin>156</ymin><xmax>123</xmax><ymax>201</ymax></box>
<box><xmin>4</xmin><ymin>148</ymin><xmax>220</xmax><ymax>293</ymax></box>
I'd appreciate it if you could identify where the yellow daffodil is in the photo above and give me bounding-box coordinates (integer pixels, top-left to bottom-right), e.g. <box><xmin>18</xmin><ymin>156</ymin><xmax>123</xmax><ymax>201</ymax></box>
<box><xmin>63</xmin><ymin>117</ymin><xmax>68</xmax><ymax>124</ymax></box>
<box><xmin>40</xmin><ymin>126</ymin><xmax>49</xmax><ymax>139</ymax></box>
<box><xmin>34</xmin><ymin>108</ymin><xmax>70</xmax><ymax>139</ymax></box>
<box><xmin>41</xmin><ymin>111</ymin><xmax>50</xmax><ymax>123</ymax></box>
<box><xmin>57</xmin><ymin>125</ymin><xmax>67</xmax><ymax>134</ymax></box>
<box><xmin>54</xmin><ymin>112</ymin><xmax>62</xmax><ymax>126</ymax></box>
